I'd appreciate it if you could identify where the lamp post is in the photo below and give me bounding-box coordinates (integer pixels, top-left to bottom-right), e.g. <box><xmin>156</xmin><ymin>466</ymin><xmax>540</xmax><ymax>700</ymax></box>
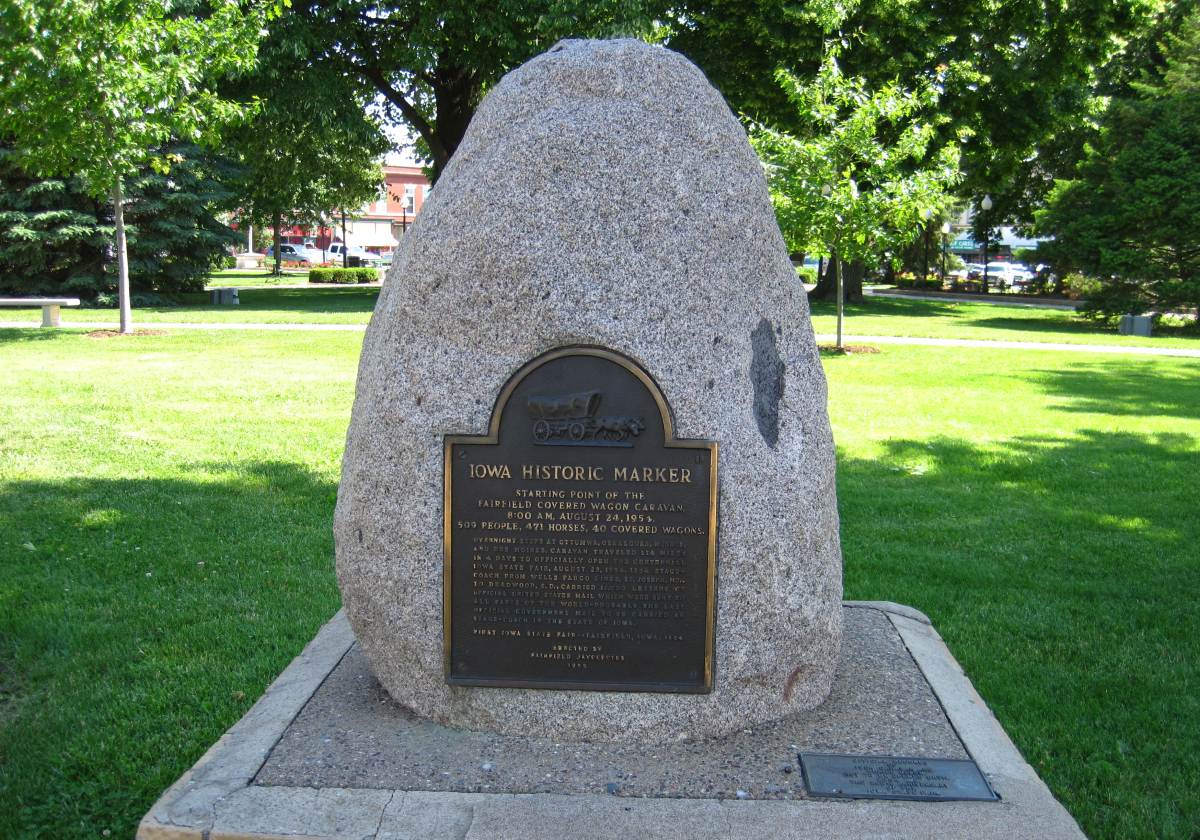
<box><xmin>340</xmin><ymin>209</ymin><xmax>349</xmax><ymax>269</ymax></box>
<box><xmin>980</xmin><ymin>194</ymin><xmax>993</xmax><ymax>294</ymax></box>
<box><xmin>921</xmin><ymin>208</ymin><xmax>932</xmax><ymax>287</ymax></box>
<box><xmin>940</xmin><ymin>221</ymin><xmax>951</xmax><ymax>289</ymax></box>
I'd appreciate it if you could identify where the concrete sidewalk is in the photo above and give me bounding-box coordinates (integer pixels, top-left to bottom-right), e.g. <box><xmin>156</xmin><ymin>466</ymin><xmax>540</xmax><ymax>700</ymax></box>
<box><xmin>137</xmin><ymin>604</ymin><xmax>1086</xmax><ymax>840</ymax></box>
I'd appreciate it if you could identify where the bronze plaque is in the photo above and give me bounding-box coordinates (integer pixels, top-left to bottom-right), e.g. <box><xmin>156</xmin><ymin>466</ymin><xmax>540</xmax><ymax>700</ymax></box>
<box><xmin>443</xmin><ymin>346</ymin><xmax>718</xmax><ymax>692</ymax></box>
<box><xmin>799</xmin><ymin>754</ymin><xmax>999</xmax><ymax>801</ymax></box>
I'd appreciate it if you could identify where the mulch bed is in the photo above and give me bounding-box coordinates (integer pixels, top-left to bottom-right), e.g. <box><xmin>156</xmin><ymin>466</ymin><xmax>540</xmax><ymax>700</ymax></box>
<box><xmin>818</xmin><ymin>343</ymin><xmax>880</xmax><ymax>355</ymax></box>
<box><xmin>85</xmin><ymin>329</ymin><xmax>169</xmax><ymax>339</ymax></box>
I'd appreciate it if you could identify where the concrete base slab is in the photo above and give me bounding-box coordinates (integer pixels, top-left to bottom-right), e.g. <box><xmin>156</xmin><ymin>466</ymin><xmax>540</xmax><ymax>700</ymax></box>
<box><xmin>138</xmin><ymin>603</ymin><xmax>1085</xmax><ymax>839</ymax></box>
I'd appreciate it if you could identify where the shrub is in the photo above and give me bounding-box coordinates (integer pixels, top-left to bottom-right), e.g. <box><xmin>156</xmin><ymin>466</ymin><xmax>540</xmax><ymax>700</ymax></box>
<box><xmin>222</xmin><ymin>255</ymin><xmax>236</xmax><ymax>269</ymax></box>
<box><xmin>795</xmin><ymin>266</ymin><xmax>817</xmax><ymax>283</ymax></box>
<box><xmin>309</xmin><ymin>267</ymin><xmax>378</xmax><ymax>284</ymax></box>
<box><xmin>1072</xmin><ymin>276</ymin><xmax>1153</xmax><ymax>321</ymax></box>
<box><xmin>895</xmin><ymin>274</ymin><xmax>941</xmax><ymax>290</ymax></box>
<box><xmin>1063</xmin><ymin>272</ymin><xmax>1100</xmax><ymax>301</ymax></box>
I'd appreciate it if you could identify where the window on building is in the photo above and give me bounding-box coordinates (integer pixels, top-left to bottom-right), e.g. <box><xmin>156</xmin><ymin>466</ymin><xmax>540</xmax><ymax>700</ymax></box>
<box><xmin>403</xmin><ymin>184</ymin><xmax>416</xmax><ymax>214</ymax></box>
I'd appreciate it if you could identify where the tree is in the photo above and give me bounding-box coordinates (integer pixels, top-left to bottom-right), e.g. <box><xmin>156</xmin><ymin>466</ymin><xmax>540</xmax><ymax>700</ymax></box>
<box><xmin>750</xmin><ymin>48</ymin><xmax>962</xmax><ymax>341</ymax></box>
<box><xmin>285</xmin><ymin>0</ymin><xmax>661</xmax><ymax>180</ymax></box>
<box><xmin>0</xmin><ymin>141</ymin><xmax>241</xmax><ymax>298</ymax></box>
<box><xmin>0</xmin><ymin>143</ymin><xmax>107</xmax><ymax>297</ymax></box>
<box><xmin>667</xmin><ymin>0</ymin><xmax>1155</xmax><ymax>227</ymax></box>
<box><xmin>227</xmin><ymin>40</ymin><xmax>388</xmax><ymax>274</ymax></box>
<box><xmin>0</xmin><ymin>0</ymin><xmax>274</xmax><ymax>333</ymax></box>
<box><xmin>1035</xmin><ymin>7</ymin><xmax>1200</xmax><ymax>323</ymax></box>
<box><xmin>122</xmin><ymin>143</ymin><xmax>242</xmax><ymax>293</ymax></box>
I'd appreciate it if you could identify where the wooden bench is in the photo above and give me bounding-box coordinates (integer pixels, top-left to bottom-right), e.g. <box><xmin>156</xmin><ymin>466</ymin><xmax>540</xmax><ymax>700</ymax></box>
<box><xmin>0</xmin><ymin>297</ymin><xmax>82</xmax><ymax>327</ymax></box>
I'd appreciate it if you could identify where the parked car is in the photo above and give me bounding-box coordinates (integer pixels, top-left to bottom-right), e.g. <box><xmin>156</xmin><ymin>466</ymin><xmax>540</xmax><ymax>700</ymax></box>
<box><xmin>985</xmin><ymin>262</ymin><xmax>1034</xmax><ymax>289</ymax></box>
<box><xmin>949</xmin><ymin>263</ymin><xmax>984</xmax><ymax>282</ymax></box>
<box><xmin>264</xmin><ymin>244</ymin><xmax>312</xmax><ymax>265</ymax></box>
<box><xmin>327</xmin><ymin>243</ymin><xmax>384</xmax><ymax>266</ymax></box>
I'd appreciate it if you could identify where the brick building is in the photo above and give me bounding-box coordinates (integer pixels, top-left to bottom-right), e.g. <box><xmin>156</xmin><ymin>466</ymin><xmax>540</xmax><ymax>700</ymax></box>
<box><xmin>278</xmin><ymin>164</ymin><xmax>431</xmax><ymax>256</ymax></box>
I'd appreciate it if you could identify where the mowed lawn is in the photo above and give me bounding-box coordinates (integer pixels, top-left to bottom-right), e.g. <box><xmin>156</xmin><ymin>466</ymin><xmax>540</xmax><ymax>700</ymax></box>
<box><xmin>0</xmin><ymin>326</ymin><xmax>1197</xmax><ymax>839</ymax></box>
<box><xmin>2</xmin><ymin>282</ymin><xmax>1199</xmax><ymax>349</ymax></box>
<box><xmin>807</xmin><ymin>293</ymin><xmax>1200</xmax><ymax>348</ymax></box>
<box><xmin>0</xmin><ymin>285</ymin><xmax>380</xmax><ymax>325</ymax></box>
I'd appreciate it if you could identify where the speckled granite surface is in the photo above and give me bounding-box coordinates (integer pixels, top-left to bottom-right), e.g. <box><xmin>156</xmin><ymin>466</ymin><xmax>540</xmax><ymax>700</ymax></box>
<box><xmin>333</xmin><ymin>37</ymin><xmax>843</xmax><ymax>742</ymax></box>
<box><xmin>256</xmin><ymin>606</ymin><xmax>963</xmax><ymax>800</ymax></box>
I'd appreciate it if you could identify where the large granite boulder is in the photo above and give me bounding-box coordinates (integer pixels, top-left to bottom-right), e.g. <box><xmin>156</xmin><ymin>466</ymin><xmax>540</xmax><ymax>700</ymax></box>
<box><xmin>335</xmin><ymin>38</ymin><xmax>842</xmax><ymax>742</ymax></box>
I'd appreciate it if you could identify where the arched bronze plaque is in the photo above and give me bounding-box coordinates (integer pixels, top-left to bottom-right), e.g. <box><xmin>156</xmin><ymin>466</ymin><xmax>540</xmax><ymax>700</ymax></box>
<box><xmin>443</xmin><ymin>346</ymin><xmax>718</xmax><ymax>692</ymax></box>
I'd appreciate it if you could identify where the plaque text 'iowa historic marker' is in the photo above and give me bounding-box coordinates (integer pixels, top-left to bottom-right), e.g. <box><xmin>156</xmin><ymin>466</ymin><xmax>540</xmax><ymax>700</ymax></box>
<box><xmin>444</xmin><ymin>347</ymin><xmax>718</xmax><ymax>692</ymax></box>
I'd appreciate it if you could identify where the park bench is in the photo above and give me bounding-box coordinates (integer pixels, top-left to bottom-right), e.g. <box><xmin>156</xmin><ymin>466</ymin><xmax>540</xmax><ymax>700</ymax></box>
<box><xmin>0</xmin><ymin>297</ymin><xmax>81</xmax><ymax>327</ymax></box>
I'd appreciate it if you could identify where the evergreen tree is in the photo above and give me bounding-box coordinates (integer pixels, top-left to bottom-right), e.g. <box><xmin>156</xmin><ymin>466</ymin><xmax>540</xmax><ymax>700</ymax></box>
<box><xmin>1035</xmin><ymin>6</ymin><xmax>1200</xmax><ymax>323</ymax></box>
<box><xmin>120</xmin><ymin>144</ymin><xmax>241</xmax><ymax>294</ymax></box>
<box><xmin>0</xmin><ymin>144</ymin><xmax>107</xmax><ymax>297</ymax></box>
<box><xmin>0</xmin><ymin>143</ymin><xmax>241</xmax><ymax>298</ymax></box>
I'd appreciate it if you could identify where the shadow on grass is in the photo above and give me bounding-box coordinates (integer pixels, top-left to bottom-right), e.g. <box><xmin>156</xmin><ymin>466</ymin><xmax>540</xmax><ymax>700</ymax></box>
<box><xmin>837</xmin><ymin>429</ymin><xmax>1198</xmax><ymax>839</ymax></box>
<box><xmin>1023</xmin><ymin>361</ymin><xmax>1200</xmax><ymax>420</ymax></box>
<box><xmin>0</xmin><ymin>328</ymin><xmax>61</xmax><ymax>343</ymax></box>
<box><xmin>967</xmin><ymin>314</ymin><xmax>1113</xmax><ymax>337</ymax></box>
<box><xmin>0</xmin><ymin>460</ymin><xmax>341</xmax><ymax>840</ymax></box>
<box><xmin>807</xmin><ymin>295</ymin><xmax>964</xmax><ymax>320</ymax></box>
<box><xmin>163</xmin><ymin>286</ymin><xmax>380</xmax><ymax>316</ymax></box>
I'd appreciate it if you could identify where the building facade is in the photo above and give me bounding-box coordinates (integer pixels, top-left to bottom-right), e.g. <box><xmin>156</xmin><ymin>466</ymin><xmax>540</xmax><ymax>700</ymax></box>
<box><xmin>277</xmin><ymin>164</ymin><xmax>431</xmax><ymax>256</ymax></box>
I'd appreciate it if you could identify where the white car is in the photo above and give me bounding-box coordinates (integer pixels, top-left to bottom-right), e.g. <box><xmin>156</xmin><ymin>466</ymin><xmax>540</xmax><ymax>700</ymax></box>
<box><xmin>327</xmin><ymin>243</ymin><xmax>384</xmax><ymax>265</ymax></box>
<box><xmin>987</xmin><ymin>262</ymin><xmax>1034</xmax><ymax>288</ymax></box>
<box><xmin>949</xmin><ymin>263</ymin><xmax>985</xmax><ymax>282</ymax></box>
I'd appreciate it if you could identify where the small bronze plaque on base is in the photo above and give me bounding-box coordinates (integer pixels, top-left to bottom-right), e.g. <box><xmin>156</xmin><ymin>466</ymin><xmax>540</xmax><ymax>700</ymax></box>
<box><xmin>443</xmin><ymin>346</ymin><xmax>718</xmax><ymax>692</ymax></box>
<box><xmin>799</xmin><ymin>753</ymin><xmax>999</xmax><ymax>801</ymax></box>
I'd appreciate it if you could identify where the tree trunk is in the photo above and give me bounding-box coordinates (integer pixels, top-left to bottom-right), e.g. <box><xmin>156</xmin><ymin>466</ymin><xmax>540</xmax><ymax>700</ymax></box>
<box><xmin>809</xmin><ymin>257</ymin><xmax>865</xmax><ymax>302</ymax></box>
<box><xmin>835</xmin><ymin>256</ymin><xmax>844</xmax><ymax>349</ymax></box>
<box><xmin>272</xmin><ymin>210</ymin><xmax>282</xmax><ymax>275</ymax></box>
<box><xmin>112</xmin><ymin>178</ymin><xmax>132</xmax><ymax>335</ymax></box>
<box><xmin>428</xmin><ymin>63</ymin><xmax>480</xmax><ymax>181</ymax></box>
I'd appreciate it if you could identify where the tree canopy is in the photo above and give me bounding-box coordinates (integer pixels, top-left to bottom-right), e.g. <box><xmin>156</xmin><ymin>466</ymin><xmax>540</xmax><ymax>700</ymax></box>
<box><xmin>283</xmin><ymin>0</ymin><xmax>661</xmax><ymax>180</ymax></box>
<box><xmin>226</xmin><ymin>26</ymin><xmax>389</xmax><ymax>272</ymax></box>
<box><xmin>666</xmin><ymin>0</ymin><xmax>1157</xmax><ymax>227</ymax></box>
<box><xmin>0</xmin><ymin>0</ymin><xmax>275</xmax><ymax>330</ymax></box>
<box><xmin>1035</xmin><ymin>5</ymin><xmax>1200</xmax><ymax>321</ymax></box>
<box><xmin>751</xmin><ymin>52</ymin><xmax>962</xmax><ymax>270</ymax></box>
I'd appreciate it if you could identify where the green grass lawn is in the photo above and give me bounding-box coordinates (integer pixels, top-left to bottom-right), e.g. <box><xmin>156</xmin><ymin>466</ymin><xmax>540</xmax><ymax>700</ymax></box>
<box><xmin>205</xmin><ymin>267</ymin><xmax>385</xmax><ymax>287</ymax></box>
<box><xmin>1</xmin><ymin>328</ymin><xmax>1197</xmax><ymax>839</ymax></box>
<box><xmin>2</xmin><ymin>284</ymin><xmax>1196</xmax><ymax>350</ymax></box>
<box><xmin>205</xmin><ymin>267</ymin><xmax>310</xmax><ymax>286</ymax></box>
<box><xmin>0</xmin><ymin>286</ymin><xmax>381</xmax><ymax>325</ymax></box>
<box><xmin>808</xmin><ymin>293</ymin><xmax>1200</xmax><ymax>348</ymax></box>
